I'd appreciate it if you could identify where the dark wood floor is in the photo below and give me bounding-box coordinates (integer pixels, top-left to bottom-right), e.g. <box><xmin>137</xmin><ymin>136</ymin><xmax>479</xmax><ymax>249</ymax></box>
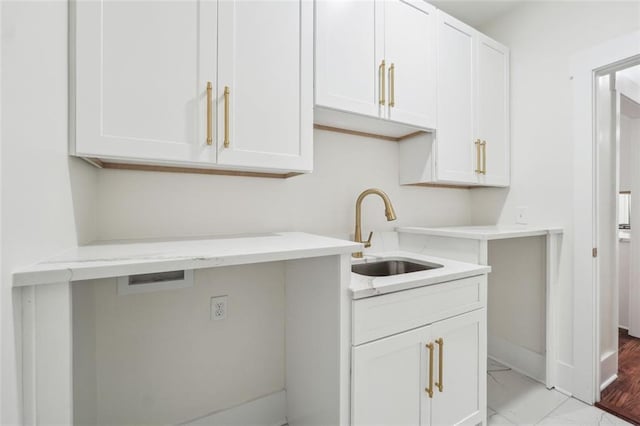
<box><xmin>596</xmin><ymin>329</ymin><xmax>640</xmax><ymax>426</ymax></box>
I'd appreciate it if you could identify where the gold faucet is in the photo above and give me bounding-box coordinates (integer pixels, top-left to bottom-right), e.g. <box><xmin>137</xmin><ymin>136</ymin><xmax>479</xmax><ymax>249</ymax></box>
<box><xmin>353</xmin><ymin>188</ymin><xmax>397</xmax><ymax>258</ymax></box>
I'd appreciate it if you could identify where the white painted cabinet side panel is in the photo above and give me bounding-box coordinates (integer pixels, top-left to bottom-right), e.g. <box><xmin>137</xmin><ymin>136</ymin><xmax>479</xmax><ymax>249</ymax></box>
<box><xmin>22</xmin><ymin>283</ymin><xmax>73</xmax><ymax>425</ymax></box>
<box><xmin>435</xmin><ymin>12</ymin><xmax>477</xmax><ymax>184</ymax></box>
<box><xmin>217</xmin><ymin>0</ymin><xmax>312</xmax><ymax>172</ymax></box>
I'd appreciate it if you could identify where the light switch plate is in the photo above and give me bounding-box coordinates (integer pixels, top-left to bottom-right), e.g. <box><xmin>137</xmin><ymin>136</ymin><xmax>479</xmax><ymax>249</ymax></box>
<box><xmin>516</xmin><ymin>207</ymin><xmax>529</xmax><ymax>225</ymax></box>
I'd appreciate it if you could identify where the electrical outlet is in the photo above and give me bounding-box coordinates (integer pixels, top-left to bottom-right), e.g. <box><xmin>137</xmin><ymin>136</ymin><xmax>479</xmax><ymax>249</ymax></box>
<box><xmin>516</xmin><ymin>207</ymin><xmax>529</xmax><ymax>225</ymax></box>
<box><xmin>210</xmin><ymin>296</ymin><xmax>228</xmax><ymax>321</ymax></box>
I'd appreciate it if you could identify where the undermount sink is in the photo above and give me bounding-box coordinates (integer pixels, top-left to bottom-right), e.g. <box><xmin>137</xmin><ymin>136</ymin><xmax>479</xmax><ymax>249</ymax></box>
<box><xmin>351</xmin><ymin>258</ymin><xmax>443</xmax><ymax>277</ymax></box>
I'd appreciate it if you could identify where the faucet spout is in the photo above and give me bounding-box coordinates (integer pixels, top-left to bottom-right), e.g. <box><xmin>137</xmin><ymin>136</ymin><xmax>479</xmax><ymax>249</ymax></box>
<box><xmin>353</xmin><ymin>188</ymin><xmax>397</xmax><ymax>258</ymax></box>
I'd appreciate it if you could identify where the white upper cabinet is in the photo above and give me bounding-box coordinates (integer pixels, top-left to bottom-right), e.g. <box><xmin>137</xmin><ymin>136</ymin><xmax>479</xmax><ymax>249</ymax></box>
<box><xmin>314</xmin><ymin>0</ymin><xmax>383</xmax><ymax>119</ymax></box>
<box><xmin>399</xmin><ymin>9</ymin><xmax>510</xmax><ymax>187</ymax></box>
<box><xmin>314</xmin><ymin>0</ymin><xmax>437</xmax><ymax>137</ymax></box>
<box><xmin>434</xmin><ymin>12</ymin><xmax>477</xmax><ymax>184</ymax></box>
<box><xmin>71</xmin><ymin>0</ymin><xmax>313</xmax><ymax>175</ymax></box>
<box><xmin>217</xmin><ymin>0</ymin><xmax>313</xmax><ymax>172</ymax></box>
<box><xmin>72</xmin><ymin>0</ymin><xmax>216</xmax><ymax>164</ymax></box>
<box><xmin>384</xmin><ymin>0</ymin><xmax>437</xmax><ymax>129</ymax></box>
<box><xmin>477</xmin><ymin>34</ymin><xmax>510</xmax><ymax>187</ymax></box>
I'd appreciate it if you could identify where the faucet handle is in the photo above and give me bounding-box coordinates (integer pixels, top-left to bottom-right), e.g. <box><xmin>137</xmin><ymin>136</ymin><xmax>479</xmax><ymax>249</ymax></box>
<box><xmin>364</xmin><ymin>231</ymin><xmax>373</xmax><ymax>248</ymax></box>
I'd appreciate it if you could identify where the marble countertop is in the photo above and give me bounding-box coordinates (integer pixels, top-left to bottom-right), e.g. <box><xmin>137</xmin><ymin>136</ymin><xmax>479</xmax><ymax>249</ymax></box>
<box><xmin>397</xmin><ymin>225</ymin><xmax>563</xmax><ymax>240</ymax></box>
<box><xmin>13</xmin><ymin>232</ymin><xmax>362</xmax><ymax>287</ymax></box>
<box><xmin>350</xmin><ymin>250</ymin><xmax>491</xmax><ymax>299</ymax></box>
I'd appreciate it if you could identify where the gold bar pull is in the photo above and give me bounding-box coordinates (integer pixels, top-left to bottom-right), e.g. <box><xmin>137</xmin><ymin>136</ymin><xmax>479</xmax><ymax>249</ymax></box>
<box><xmin>435</xmin><ymin>338</ymin><xmax>444</xmax><ymax>392</ymax></box>
<box><xmin>379</xmin><ymin>60</ymin><xmax>386</xmax><ymax>106</ymax></box>
<box><xmin>224</xmin><ymin>86</ymin><xmax>230</xmax><ymax>148</ymax></box>
<box><xmin>389</xmin><ymin>63</ymin><xmax>395</xmax><ymax>107</ymax></box>
<box><xmin>425</xmin><ymin>342</ymin><xmax>434</xmax><ymax>398</ymax></box>
<box><xmin>481</xmin><ymin>140</ymin><xmax>487</xmax><ymax>174</ymax></box>
<box><xmin>475</xmin><ymin>139</ymin><xmax>482</xmax><ymax>174</ymax></box>
<box><xmin>206</xmin><ymin>82</ymin><xmax>213</xmax><ymax>145</ymax></box>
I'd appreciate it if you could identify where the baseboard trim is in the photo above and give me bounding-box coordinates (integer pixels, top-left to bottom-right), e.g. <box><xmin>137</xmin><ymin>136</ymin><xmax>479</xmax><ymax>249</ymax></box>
<box><xmin>181</xmin><ymin>390</ymin><xmax>287</xmax><ymax>426</ymax></box>
<box><xmin>600</xmin><ymin>350</ymin><xmax>618</xmax><ymax>391</ymax></box>
<box><xmin>600</xmin><ymin>374</ymin><xmax>618</xmax><ymax>391</ymax></box>
<box><xmin>489</xmin><ymin>335</ymin><xmax>545</xmax><ymax>383</ymax></box>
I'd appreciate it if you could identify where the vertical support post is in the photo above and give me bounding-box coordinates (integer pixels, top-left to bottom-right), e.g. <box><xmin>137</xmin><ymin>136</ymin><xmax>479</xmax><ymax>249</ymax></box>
<box><xmin>545</xmin><ymin>233</ymin><xmax>560</xmax><ymax>389</ymax></box>
<box><xmin>21</xmin><ymin>282</ymin><xmax>73</xmax><ymax>425</ymax></box>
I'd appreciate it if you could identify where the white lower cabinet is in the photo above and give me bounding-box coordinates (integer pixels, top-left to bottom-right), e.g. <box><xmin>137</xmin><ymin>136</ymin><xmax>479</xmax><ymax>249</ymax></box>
<box><xmin>352</xmin><ymin>277</ymin><xmax>487</xmax><ymax>426</ymax></box>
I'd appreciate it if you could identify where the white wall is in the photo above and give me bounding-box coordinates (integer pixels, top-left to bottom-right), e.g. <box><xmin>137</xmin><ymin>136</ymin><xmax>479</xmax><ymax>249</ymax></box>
<box><xmin>73</xmin><ymin>263</ymin><xmax>286</xmax><ymax>425</ymax></box>
<box><xmin>96</xmin><ymin>129</ymin><xmax>472</xmax><ymax>241</ymax></box>
<box><xmin>473</xmin><ymin>1</ymin><xmax>640</xmax><ymax>393</ymax></box>
<box><xmin>1</xmin><ymin>1</ymin><xmax>98</xmax><ymax>424</ymax></box>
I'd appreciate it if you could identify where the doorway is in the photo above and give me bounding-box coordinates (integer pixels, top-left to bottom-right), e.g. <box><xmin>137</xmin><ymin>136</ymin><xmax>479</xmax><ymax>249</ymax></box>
<box><xmin>595</xmin><ymin>62</ymin><xmax>640</xmax><ymax>424</ymax></box>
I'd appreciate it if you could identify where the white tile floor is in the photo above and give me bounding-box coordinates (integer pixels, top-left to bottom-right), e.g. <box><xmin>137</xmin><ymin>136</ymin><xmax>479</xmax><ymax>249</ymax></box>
<box><xmin>487</xmin><ymin>359</ymin><xmax>632</xmax><ymax>426</ymax></box>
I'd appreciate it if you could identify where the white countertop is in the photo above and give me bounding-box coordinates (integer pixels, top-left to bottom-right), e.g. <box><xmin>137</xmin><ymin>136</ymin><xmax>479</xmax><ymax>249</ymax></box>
<box><xmin>13</xmin><ymin>232</ymin><xmax>361</xmax><ymax>287</ymax></box>
<box><xmin>350</xmin><ymin>250</ymin><xmax>491</xmax><ymax>299</ymax></box>
<box><xmin>397</xmin><ymin>225</ymin><xmax>563</xmax><ymax>240</ymax></box>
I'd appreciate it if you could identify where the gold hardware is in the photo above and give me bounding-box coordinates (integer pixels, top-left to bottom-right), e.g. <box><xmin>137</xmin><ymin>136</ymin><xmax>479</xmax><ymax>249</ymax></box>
<box><xmin>352</xmin><ymin>188</ymin><xmax>397</xmax><ymax>258</ymax></box>
<box><xmin>481</xmin><ymin>140</ymin><xmax>487</xmax><ymax>174</ymax></box>
<box><xmin>206</xmin><ymin>82</ymin><xmax>213</xmax><ymax>145</ymax></box>
<box><xmin>426</xmin><ymin>342</ymin><xmax>434</xmax><ymax>398</ymax></box>
<box><xmin>379</xmin><ymin>60</ymin><xmax>386</xmax><ymax>106</ymax></box>
<box><xmin>475</xmin><ymin>139</ymin><xmax>482</xmax><ymax>174</ymax></box>
<box><xmin>435</xmin><ymin>338</ymin><xmax>444</xmax><ymax>392</ymax></box>
<box><xmin>224</xmin><ymin>86</ymin><xmax>230</xmax><ymax>148</ymax></box>
<box><xmin>389</xmin><ymin>63</ymin><xmax>395</xmax><ymax>107</ymax></box>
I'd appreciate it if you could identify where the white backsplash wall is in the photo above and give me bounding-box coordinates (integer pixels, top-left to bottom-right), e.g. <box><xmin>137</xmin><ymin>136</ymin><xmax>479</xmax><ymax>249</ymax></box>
<box><xmin>73</xmin><ymin>263</ymin><xmax>286</xmax><ymax>425</ymax></box>
<box><xmin>472</xmin><ymin>1</ymin><xmax>640</xmax><ymax>389</ymax></box>
<box><xmin>96</xmin><ymin>130</ymin><xmax>472</xmax><ymax>241</ymax></box>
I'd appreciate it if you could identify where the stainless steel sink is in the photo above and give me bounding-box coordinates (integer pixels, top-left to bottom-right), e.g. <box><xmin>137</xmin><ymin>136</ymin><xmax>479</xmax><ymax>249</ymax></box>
<box><xmin>352</xmin><ymin>258</ymin><xmax>443</xmax><ymax>277</ymax></box>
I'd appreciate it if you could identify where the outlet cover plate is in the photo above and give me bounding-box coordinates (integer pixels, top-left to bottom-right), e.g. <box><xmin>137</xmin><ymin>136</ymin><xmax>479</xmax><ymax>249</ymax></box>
<box><xmin>211</xmin><ymin>296</ymin><xmax>228</xmax><ymax>321</ymax></box>
<box><xmin>516</xmin><ymin>207</ymin><xmax>529</xmax><ymax>225</ymax></box>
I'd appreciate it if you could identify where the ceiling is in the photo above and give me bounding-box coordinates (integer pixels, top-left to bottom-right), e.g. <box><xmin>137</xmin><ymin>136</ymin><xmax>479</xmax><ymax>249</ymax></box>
<box><xmin>429</xmin><ymin>0</ymin><xmax>523</xmax><ymax>28</ymax></box>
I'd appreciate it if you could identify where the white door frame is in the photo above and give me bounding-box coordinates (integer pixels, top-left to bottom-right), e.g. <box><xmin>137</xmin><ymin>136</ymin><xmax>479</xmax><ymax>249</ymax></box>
<box><xmin>571</xmin><ymin>30</ymin><xmax>640</xmax><ymax>404</ymax></box>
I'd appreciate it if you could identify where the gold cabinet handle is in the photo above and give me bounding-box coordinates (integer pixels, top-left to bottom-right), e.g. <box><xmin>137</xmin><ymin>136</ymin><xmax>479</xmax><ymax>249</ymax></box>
<box><xmin>224</xmin><ymin>86</ymin><xmax>230</xmax><ymax>148</ymax></box>
<box><xmin>425</xmin><ymin>342</ymin><xmax>434</xmax><ymax>398</ymax></box>
<box><xmin>379</xmin><ymin>60</ymin><xmax>386</xmax><ymax>106</ymax></box>
<box><xmin>475</xmin><ymin>139</ymin><xmax>482</xmax><ymax>174</ymax></box>
<box><xmin>481</xmin><ymin>140</ymin><xmax>487</xmax><ymax>174</ymax></box>
<box><xmin>435</xmin><ymin>338</ymin><xmax>444</xmax><ymax>392</ymax></box>
<box><xmin>389</xmin><ymin>63</ymin><xmax>395</xmax><ymax>108</ymax></box>
<box><xmin>206</xmin><ymin>82</ymin><xmax>213</xmax><ymax>145</ymax></box>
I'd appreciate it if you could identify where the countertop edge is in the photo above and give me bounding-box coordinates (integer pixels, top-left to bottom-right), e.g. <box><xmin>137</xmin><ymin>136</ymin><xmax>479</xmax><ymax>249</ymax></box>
<box><xmin>397</xmin><ymin>226</ymin><xmax>564</xmax><ymax>240</ymax></box>
<box><xmin>13</xmin><ymin>233</ymin><xmax>362</xmax><ymax>287</ymax></box>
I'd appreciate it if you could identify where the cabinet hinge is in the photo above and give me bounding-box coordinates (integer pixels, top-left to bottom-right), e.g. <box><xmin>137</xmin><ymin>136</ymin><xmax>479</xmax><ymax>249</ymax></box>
<box><xmin>592</xmin><ymin>247</ymin><xmax>598</xmax><ymax>258</ymax></box>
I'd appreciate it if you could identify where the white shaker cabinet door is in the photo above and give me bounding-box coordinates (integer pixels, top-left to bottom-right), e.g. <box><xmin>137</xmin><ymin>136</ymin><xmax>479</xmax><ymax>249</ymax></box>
<box><xmin>384</xmin><ymin>0</ymin><xmax>437</xmax><ymax>129</ymax></box>
<box><xmin>434</xmin><ymin>11</ymin><xmax>478</xmax><ymax>184</ymax></box>
<box><xmin>73</xmin><ymin>0</ymin><xmax>217</xmax><ymax>164</ymax></box>
<box><xmin>216</xmin><ymin>0</ymin><xmax>313</xmax><ymax>172</ymax></box>
<box><xmin>314</xmin><ymin>0</ymin><xmax>384</xmax><ymax>119</ymax></box>
<box><xmin>430</xmin><ymin>309</ymin><xmax>486</xmax><ymax>426</ymax></box>
<box><xmin>477</xmin><ymin>34</ymin><xmax>510</xmax><ymax>187</ymax></box>
<box><xmin>352</xmin><ymin>325</ymin><xmax>430</xmax><ymax>426</ymax></box>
